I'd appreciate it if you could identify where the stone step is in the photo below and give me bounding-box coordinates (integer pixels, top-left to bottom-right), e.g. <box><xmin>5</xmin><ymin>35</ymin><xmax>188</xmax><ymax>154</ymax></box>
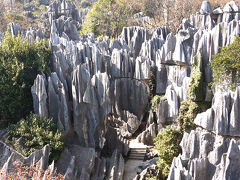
<box><xmin>129</xmin><ymin>149</ymin><xmax>146</xmax><ymax>153</ymax></box>
<box><xmin>128</xmin><ymin>147</ymin><xmax>146</xmax><ymax>160</ymax></box>
<box><xmin>129</xmin><ymin>151</ymin><xmax>146</xmax><ymax>154</ymax></box>
<box><xmin>130</xmin><ymin>149</ymin><xmax>146</xmax><ymax>153</ymax></box>
<box><xmin>129</xmin><ymin>154</ymin><xmax>145</xmax><ymax>158</ymax></box>
<box><xmin>128</xmin><ymin>155</ymin><xmax>145</xmax><ymax>160</ymax></box>
<box><xmin>130</xmin><ymin>147</ymin><xmax>146</xmax><ymax>150</ymax></box>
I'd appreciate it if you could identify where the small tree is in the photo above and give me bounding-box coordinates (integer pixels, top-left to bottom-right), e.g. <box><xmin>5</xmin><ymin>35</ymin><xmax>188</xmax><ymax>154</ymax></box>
<box><xmin>211</xmin><ymin>36</ymin><xmax>240</xmax><ymax>90</ymax></box>
<box><xmin>81</xmin><ymin>0</ymin><xmax>132</xmax><ymax>37</ymax></box>
<box><xmin>142</xmin><ymin>0</ymin><xmax>202</xmax><ymax>32</ymax></box>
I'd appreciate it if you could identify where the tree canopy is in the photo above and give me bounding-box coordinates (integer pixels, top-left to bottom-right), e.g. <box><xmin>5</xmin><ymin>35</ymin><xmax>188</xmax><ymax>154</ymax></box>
<box><xmin>0</xmin><ymin>32</ymin><xmax>51</xmax><ymax>127</ymax></box>
<box><xmin>81</xmin><ymin>0</ymin><xmax>133</xmax><ymax>37</ymax></box>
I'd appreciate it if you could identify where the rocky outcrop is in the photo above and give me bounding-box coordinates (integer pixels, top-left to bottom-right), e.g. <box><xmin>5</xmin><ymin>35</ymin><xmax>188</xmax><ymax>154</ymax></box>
<box><xmin>31</xmin><ymin>74</ymin><xmax>48</xmax><ymax>118</ymax></box>
<box><xmin>168</xmin><ymin>126</ymin><xmax>240</xmax><ymax>180</ymax></box>
<box><xmin>168</xmin><ymin>85</ymin><xmax>240</xmax><ymax>180</ymax></box>
<box><xmin>194</xmin><ymin>87</ymin><xmax>240</xmax><ymax>136</ymax></box>
<box><xmin>0</xmin><ymin>141</ymin><xmax>50</xmax><ymax>175</ymax></box>
<box><xmin>166</xmin><ymin>1</ymin><xmax>240</xmax><ymax>178</ymax></box>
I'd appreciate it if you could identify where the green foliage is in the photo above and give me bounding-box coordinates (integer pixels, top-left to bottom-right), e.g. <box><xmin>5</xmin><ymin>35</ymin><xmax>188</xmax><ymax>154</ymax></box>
<box><xmin>39</xmin><ymin>4</ymin><xmax>47</xmax><ymax>12</ymax></box>
<box><xmin>211</xmin><ymin>36</ymin><xmax>240</xmax><ymax>90</ymax></box>
<box><xmin>151</xmin><ymin>95</ymin><xmax>162</xmax><ymax>113</ymax></box>
<box><xmin>177</xmin><ymin>100</ymin><xmax>201</xmax><ymax>132</ymax></box>
<box><xmin>98</xmin><ymin>35</ymin><xmax>104</xmax><ymax>40</ymax></box>
<box><xmin>177</xmin><ymin>54</ymin><xmax>210</xmax><ymax>132</ymax></box>
<box><xmin>154</xmin><ymin>127</ymin><xmax>182</xmax><ymax>177</ymax></box>
<box><xmin>149</xmin><ymin>71</ymin><xmax>156</xmax><ymax>99</ymax></box>
<box><xmin>7</xmin><ymin>113</ymin><xmax>64</xmax><ymax>162</ymax></box>
<box><xmin>146</xmin><ymin>176</ymin><xmax>158</xmax><ymax>180</ymax></box>
<box><xmin>81</xmin><ymin>0</ymin><xmax>132</xmax><ymax>37</ymax></box>
<box><xmin>5</xmin><ymin>13</ymin><xmax>25</xmax><ymax>21</ymax></box>
<box><xmin>0</xmin><ymin>32</ymin><xmax>51</xmax><ymax>126</ymax></box>
<box><xmin>188</xmin><ymin>54</ymin><xmax>204</xmax><ymax>102</ymax></box>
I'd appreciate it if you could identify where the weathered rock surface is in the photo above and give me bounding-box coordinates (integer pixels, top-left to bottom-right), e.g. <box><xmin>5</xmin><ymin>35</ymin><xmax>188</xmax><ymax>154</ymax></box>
<box><xmin>0</xmin><ymin>141</ymin><xmax>50</xmax><ymax>176</ymax></box>
<box><xmin>168</xmin><ymin>86</ymin><xmax>240</xmax><ymax>180</ymax></box>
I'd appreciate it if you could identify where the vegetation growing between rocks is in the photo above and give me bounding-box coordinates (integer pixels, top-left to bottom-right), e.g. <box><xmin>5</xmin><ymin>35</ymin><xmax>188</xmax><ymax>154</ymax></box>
<box><xmin>0</xmin><ymin>32</ymin><xmax>51</xmax><ymax>128</ymax></box>
<box><xmin>7</xmin><ymin>113</ymin><xmax>64</xmax><ymax>162</ymax></box>
<box><xmin>153</xmin><ymin>53</ymin><xmax>212</xmax><ymax>178</ymax></box>
<box><xmin>178</xmin><ymin>100</ymin><xmax>201</xmax><ymax>132</ymax></box>
<box><xmin>154</xmin><ymin>127</ymin><xmax>182</xmax><ymax>178</ymax></box>
<box><xmin>151</xmin><ymin>95</ymin><xmax>162</xmax><ymax>113</ymax></box>
<box><xmin>177</xmin><ymin>54</ymin><xmax>206</xmax><ymax>132</ymax></box>
<box><xmin>188</xmin><ymin>54</ymin><xmax>204</xmax><ymax>102</ymax></box>
<box><xmin>149</xmin><ymin>71</ymin><xmax>156</xmax><ymax>99</ymax></box>
<box><xmin>211</xmin><ymin>36</ymin><xmax>240</xmax><ymax>90</ymax></box>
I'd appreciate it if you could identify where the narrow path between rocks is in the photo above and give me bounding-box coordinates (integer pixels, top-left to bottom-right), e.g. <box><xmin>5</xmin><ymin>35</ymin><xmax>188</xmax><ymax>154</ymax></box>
<box><xmin>123</xmin><ymin>140</ymin><xmax>148</xmax><ymax>180</ymax></box>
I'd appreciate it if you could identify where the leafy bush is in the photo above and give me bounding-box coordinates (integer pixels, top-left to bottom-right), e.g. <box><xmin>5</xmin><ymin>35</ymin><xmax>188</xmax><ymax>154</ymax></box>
<box><xmin>178</xmin><ymin>53</ymin><xmax>213</xmax><ymax>132</ymax></box>
<box><xmin>81</xmin><ymin>0</ymin><xmax>132</xmax><ymax>37</ymax></box>
<box><xmin>154</xmin><ymin>127</ymin><xmax>182</xmax><ymax>177</ymax></box>
<box><xmin>146</xmin><ymin>176</ymin><xmax>158</xmax><ymax>180</ymax></box>
<box><xmin>151</xmin><ymin>95</ymin><xmax>162</xmax><ymax>113</ymax></box>
<box><xmin>0</xmin><ymin>32</ymin><xmax>51</xmax><ymax>127</ymax></box>
<box><xmin>149</xmin><ymin>71</ymin><xmax>156</xmax><ymax>99</ymax></box>
<box><xmin>5</xmin><ymin>13</ymin><xmax>25</xmax><ymax>21</ymax></box>
<box><xmin>177</xmin><ymin>54</ymin><xmax>210</xmax><ymax>132</ymax></box>
<box><xmin>177</xmin><ymin>100</ymin><xmax>201</xmax><ymax>132</ymax></box>
<box><xmin>7</xmin><ymin>113</ymin><xmax>64</xmax><ymax>162</ymax></box>
<box><xmin>211</xmin><ymin>36</ymin><xmax>240</xmax><ymax>90</ymax></box>
<box><xmin>188</xmin><ymin>54</ymin><xmax>204</xmax><ymax>102</ymax></box>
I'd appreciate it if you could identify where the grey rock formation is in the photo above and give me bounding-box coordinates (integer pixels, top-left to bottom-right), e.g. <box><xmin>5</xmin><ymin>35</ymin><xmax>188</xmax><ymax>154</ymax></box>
<box><xmin>31</xmin><ymin>74</ymin><xmax>48</xmax><ymax>118</ymax></box>
<box><xmin>119</xmin><ymin>26</ymin><xmax>150</xmax><ymax>58</ymax></box>
<box><xmin>57</xmin><ymin>145</ymin><xmax>95</xmax><ymax>179</ymax></box>
<box><xmin>195</xmin><ymin>87</ymin><xmax>240</xmax><ymax>137</ymax></box>
<box><xmin>136</xmin><ymin>110</ymin><xmax>157</xmax><ymax>145</ymax></box>
<box><xmin>134</xmin><ymin>164</ymin><xmax>159</xmax><ymax>180</ymax></box>
<box><xmin>0</xmin><ymin>141</ymin><xmax>50</xmax><ymax>175</ymax></box>
<box><xmin>111</xmin><ymin>78</ymin><xmax>149</xmax><ymax>125</ymax></box>
<box><xmin>48</xmin><ymin>72</ymin><xmax>70</xmax><ymax>131</ymax></box>
<box><xmin>168</xmin><ymin>86</ymin><xmax>240</xmax><ymax>180</ymax></box>
<box><xmin>200</xmin><ymin>1</ymin><xmax>212</xmax><ymax>14</ymax></box>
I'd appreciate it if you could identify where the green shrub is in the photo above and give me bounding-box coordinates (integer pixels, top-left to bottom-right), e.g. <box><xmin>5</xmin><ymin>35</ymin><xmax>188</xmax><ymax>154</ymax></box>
<box><xmin>188</xmin><ymin>54</ymin><xmax>204</xmax><ymax>102</ymax></box>
<box><xmin>177</xmin><ymin>100</ymin><xmax>201</xmax><ymax>132</ymax></box>
<box><xmin>149</xmin><ymin>71</ymin><xmax>156</xmax><ymax>99</ymax></box>
<box><xmin>81</xmin><ymin>0</ymin><xmax>132</xmax><ymax>37</ymax></box>
<box><xmin>154</xmin><ymin>127</ymin><xmax>182</xmax><ymax>178</ymax></box>
<box><xmin>177</xmin><ymin>53</ymin><xmax>207</xmax><ymax>132</ymax></box>
<box><xmin>146</xmin><ymin>176</ymin><xmax>158</xmax><ymax>180</ymax></box>
<box><xmin>7</xmin><ymin>113</ymin><xmax>64</xmax><ymax>162</ymax></box>
<box><xmin>151</xmin><ymin>95</ymin><xmax>162</xmax><ymax>113</ymax></box>
<box><xmin>5</xmin><ymin>13</ymin><xmax>25</xmax><ymax>21</ymax></box>
<box><xmin>0</xmin><ymin>32</ymin><xmax>51</xmax><ymax>126</ymax></box>
<box><xmin>211</xmin><ymin>36</ymin><xmax>240</xmax><ymax>90</ymax></box>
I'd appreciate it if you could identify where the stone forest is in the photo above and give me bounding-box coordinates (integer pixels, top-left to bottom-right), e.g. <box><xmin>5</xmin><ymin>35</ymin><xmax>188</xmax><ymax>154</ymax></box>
<box><xmin>1</xmin><ymin>0</ymin><xmax>240</xmax><ymax>179</ymax></box>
